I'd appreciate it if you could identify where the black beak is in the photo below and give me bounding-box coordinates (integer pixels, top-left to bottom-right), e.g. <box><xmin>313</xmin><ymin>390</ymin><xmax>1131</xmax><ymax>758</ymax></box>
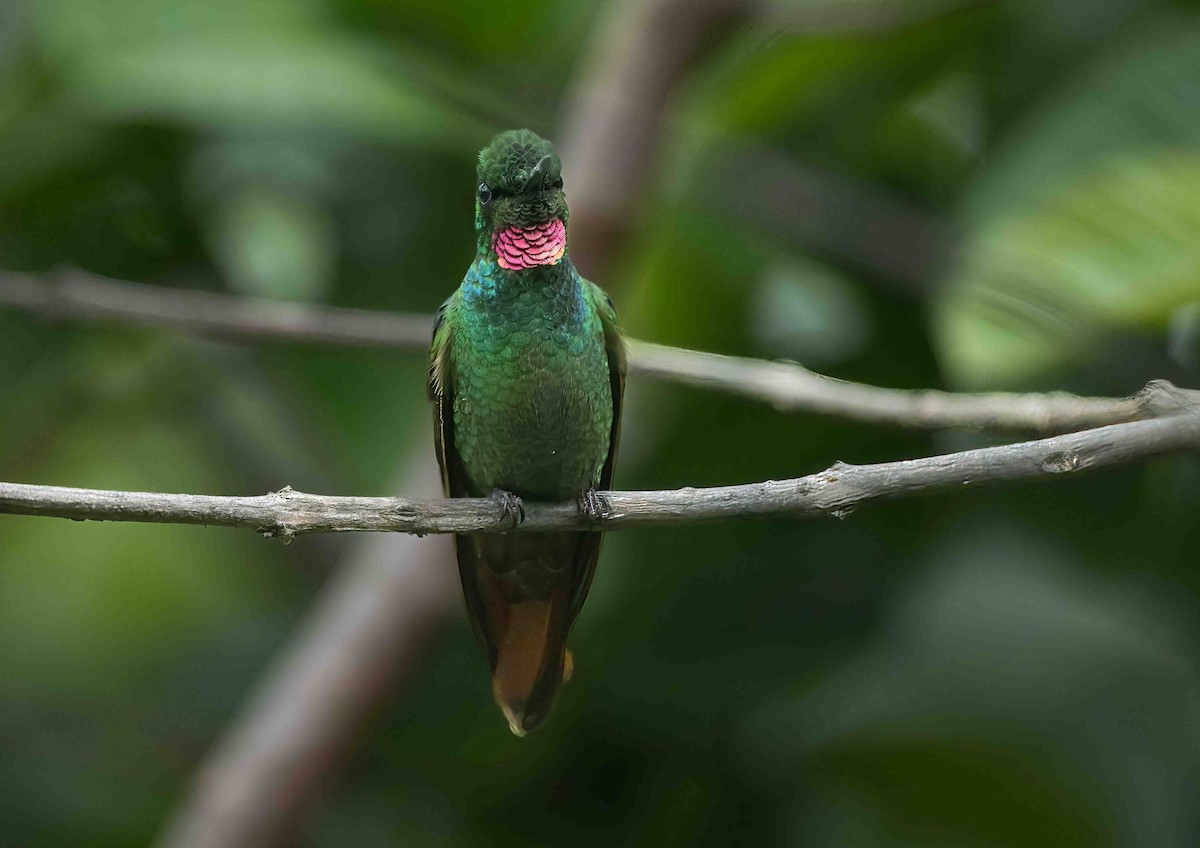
<box><xmin>519</xmin><ymin>155</ymin><xmax>553</xmax><ymax>194</ymax></box>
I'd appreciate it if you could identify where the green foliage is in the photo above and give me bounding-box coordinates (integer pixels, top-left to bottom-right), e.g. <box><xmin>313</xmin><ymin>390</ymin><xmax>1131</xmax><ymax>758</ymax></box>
<box><xmin>938</xmin><ymin>152</ymin><xmax>1200</xmax><ymax>385</ymax></box>
<box><xmin>2</xmin><ymin>0</ymin><xmax>1199</xmax><ymax>845</ymax></box>
<box><xmin>937</xmin><ymin>15</ymin><xmax>1200</xmax><ymax>386</ymax></box>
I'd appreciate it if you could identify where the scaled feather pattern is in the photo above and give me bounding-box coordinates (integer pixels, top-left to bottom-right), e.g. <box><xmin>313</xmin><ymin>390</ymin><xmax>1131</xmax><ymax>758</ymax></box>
<box><xmin>492</xmin><ymin>219</ymin><xmax>567</xmax><ymax>270</ymax></box>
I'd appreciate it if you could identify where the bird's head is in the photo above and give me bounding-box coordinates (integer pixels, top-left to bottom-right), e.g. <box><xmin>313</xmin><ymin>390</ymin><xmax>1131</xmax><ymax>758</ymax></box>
<box><xmin>475</xmin><ymin>129</ymin><xmax>568</xmax><ymax>270</ymax></box>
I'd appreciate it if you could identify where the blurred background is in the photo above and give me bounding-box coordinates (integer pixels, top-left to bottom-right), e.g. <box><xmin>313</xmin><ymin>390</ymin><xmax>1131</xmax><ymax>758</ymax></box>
<box><xmin>3</xmin><ymin>0</ymin><xmax>1200</xmax><ymax>845</ymax></box>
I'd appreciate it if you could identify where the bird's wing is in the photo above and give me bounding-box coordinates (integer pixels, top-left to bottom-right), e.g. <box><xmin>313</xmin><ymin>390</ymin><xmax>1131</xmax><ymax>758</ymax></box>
<box><xmin>429</xmin><ymin>291</ymin><xmax>501</xmax><ymax>666</ymax></box>
<box><xmin>428</xmin><ymin>292</ymin><xmax>471</xmax><ymax>500</ymax></box>
<box><xmin>566</xmin><ymin>279</ymin><xmax>627</xmax><ymax>622</ymax></box>
<box><xmin>594</xmin><ymin>280</ymin><xmax>627</xmax><ymax>492</ymax></box>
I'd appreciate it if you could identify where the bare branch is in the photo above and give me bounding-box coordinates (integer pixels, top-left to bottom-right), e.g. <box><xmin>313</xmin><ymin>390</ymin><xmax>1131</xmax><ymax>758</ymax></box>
<box><xmin>627</xmin><ymin>342</ymin><xmax>1154</xmax><ymax>432</ymax></box>
<box><xmin>0</xmin><ymin>268</ymin><xmax>431</xmax><ymax>349</ymax></box>
<box><xmin>5</xmin><ymin>405</ymin><xmax>1197</xmax><ymax>536</ymax></box>
<box><xmin>0</xmin><ymin>268</ymin><xmax>1172</xmax><ymax>435</ymax></box>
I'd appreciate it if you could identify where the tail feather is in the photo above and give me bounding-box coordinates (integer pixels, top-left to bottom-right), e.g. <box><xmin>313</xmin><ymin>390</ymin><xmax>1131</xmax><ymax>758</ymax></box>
<box><xmin>457</xmin><ymin>532</ymin><xmax>587</xmax><ymax>735</ymax></box>
<box><xmin>492</xmin><ymin>601</ymin><xmax>554</xmax><ymax>736</ymax></box>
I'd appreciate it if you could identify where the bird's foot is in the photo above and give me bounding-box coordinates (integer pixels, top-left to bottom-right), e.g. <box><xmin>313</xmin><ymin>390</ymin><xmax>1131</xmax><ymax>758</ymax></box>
<box><xmin>576</xmin><ymin>487</ymin><xmax>611</xmax><ymax>525</ymax></box>
<box><xmin>490</xmin><ymin>489</ymin><xmax>525</xmax><ymax>530</ymax></box>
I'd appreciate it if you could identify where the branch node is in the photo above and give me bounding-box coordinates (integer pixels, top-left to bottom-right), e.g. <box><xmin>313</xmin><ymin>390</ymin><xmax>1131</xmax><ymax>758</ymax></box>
<box><xmin>1039</xmin><ymin>450</ymin><xmax>1085</xmax><ymax>474</ymax></box>
<box><xmin>383</xmin><ymin>500</ymin><xmax>420</xmax><ymax>524</ymax></box>
<box><xmin>821</xmin><ymin>460</ymin><xmax>853</xmax><ymax>483</ymax></box>
<box><xmin>258</xmin><ymin>523</ymin><xmax>298</xmax><ymax>544</ymax></box>
<box><xmin>1138</xmin><ymin>379</ymin><xmax>1200</xmax><ymax>418</ymax></box>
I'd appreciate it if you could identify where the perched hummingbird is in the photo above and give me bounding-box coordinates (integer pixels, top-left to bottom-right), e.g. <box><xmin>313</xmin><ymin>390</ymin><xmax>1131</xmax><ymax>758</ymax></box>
<box><xmin>428</xmin><ymin>129</ymin><xmax>626</xmax><ymax>735</ymax></box>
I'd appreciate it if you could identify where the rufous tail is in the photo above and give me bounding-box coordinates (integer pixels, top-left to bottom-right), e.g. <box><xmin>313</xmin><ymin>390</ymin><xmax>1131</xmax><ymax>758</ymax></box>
<box><xmin>493</xmin><ymin>602</ymin><xmax>556</xmax><ymax>736</ymax></box>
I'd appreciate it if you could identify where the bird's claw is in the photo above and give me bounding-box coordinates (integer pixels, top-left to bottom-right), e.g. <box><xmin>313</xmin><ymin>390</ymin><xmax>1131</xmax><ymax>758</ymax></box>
<box><xmin>576</xmin><ymin>487</ymin><xmax>611</xmax><ymax>525</ymax></box>
<box><xmin>490</xmin><ymin>489</ymin><xmax>525</xmax><ymax>530</ymax></box>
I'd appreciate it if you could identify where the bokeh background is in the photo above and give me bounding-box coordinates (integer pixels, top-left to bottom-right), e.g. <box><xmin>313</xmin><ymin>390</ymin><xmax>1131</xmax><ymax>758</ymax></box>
<box><xmin>3</xmin><ymin>0</ymin><xmax>1200</xmax><ymax>845</ymax></box>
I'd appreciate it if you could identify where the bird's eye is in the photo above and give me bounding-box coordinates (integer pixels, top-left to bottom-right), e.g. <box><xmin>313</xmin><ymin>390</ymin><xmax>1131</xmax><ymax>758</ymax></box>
<box><xmin>478</xmin><ymin>182</ymin><xmax>492</xmax><ymax>204</ymax></box>
<box><xmin>550</xmin><ymin>177</ymin><xmax>564</xmax><ymax>189</ymax></box>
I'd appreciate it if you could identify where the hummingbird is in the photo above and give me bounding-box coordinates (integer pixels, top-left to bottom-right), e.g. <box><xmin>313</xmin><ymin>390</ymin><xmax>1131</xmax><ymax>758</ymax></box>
<box><xmin>428</xmin><ymin>129</ymin><xmax>626</xmax><ymax>736</ymax></box>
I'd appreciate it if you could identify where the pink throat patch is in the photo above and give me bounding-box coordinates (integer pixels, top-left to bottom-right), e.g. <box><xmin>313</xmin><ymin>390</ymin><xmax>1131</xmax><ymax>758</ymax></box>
<box><xmin>492</xmin><ymin>218</ymin><xmax>566</xmax><ymax>270</ymax></box>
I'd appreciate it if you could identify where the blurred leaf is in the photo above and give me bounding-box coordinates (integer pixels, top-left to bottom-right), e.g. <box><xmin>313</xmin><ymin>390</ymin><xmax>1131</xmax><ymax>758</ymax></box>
<box><xmin>208</xmin><ymin>185</ymin><xmax>336</xmax><ymax>301</ymax></box>
<box><xmin>753</xmin><ymin>258</ymin><xmax>871</xmax><ymax>365</ymax></box>
<box><xmin>936</xmin><ymin>151</ymin><xmax>1200</xmax><ymax>386</ymax></box>
<box><xmin>189</xmin><ymin>137</ymin><xmax>338</xmax><ymax>202</ymax></box>
<box><xmin>34</xmin><ymin>0</ymin><xmax>331</xmax><ymax>53</ymax></box>
<box><xmin>937</xmin><ymin>14</ymin><xmax>1200</xmax><ymax>389</ymax></box>
<box><xmin>906</xmin><ymin>72</ymin><xmax>984</xmax><ymax>160</ymax></box>
<box><xmin>55</xmin><ymin>28</ymin><xmax>482</xmax><ymax>146</ymax></box>
<box><xmin>760</xmin><ymin>0</ymin><xmax>988</xmax><ymax>34</ymax></box>
<box><xmin>1168</xmin><ymin>301</ymin><xmax>1200</xmax><ymax>372</ymax></box>
<box><xmin>705</xmin><ymin>20</ymin><xmax>964</xmax><ymax>140</ymax></box>
<box><xmin>967</xmin><ymin>15</ymin><xmax>1200</xmax><ymax>225</ymax></box>
<box><xmin>0</xmin><ymin>107</ymin><xmax>123</xmax><ymax>199</ymax></box>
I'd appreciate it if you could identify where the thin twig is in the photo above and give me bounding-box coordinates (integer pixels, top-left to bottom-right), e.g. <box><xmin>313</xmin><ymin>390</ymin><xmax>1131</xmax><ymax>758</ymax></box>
<box><xmin>5</xmin><ymin>403</ymin><xmax>1198</xmax><ymax>536</ymax></box>
<box><xmin>0</xmin><ymin>268</ymin><xmax>1168</xmax><ymax>435</ymax></box>
<box><xmin>0</xmin><ymin>268</ymin><xmax>432</xmax><ymax>348</ymax></box>
<box><xmin>627</xmin><ymin>342</ymin><xmax>1150</xmax><ymax>432</ymax></box>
